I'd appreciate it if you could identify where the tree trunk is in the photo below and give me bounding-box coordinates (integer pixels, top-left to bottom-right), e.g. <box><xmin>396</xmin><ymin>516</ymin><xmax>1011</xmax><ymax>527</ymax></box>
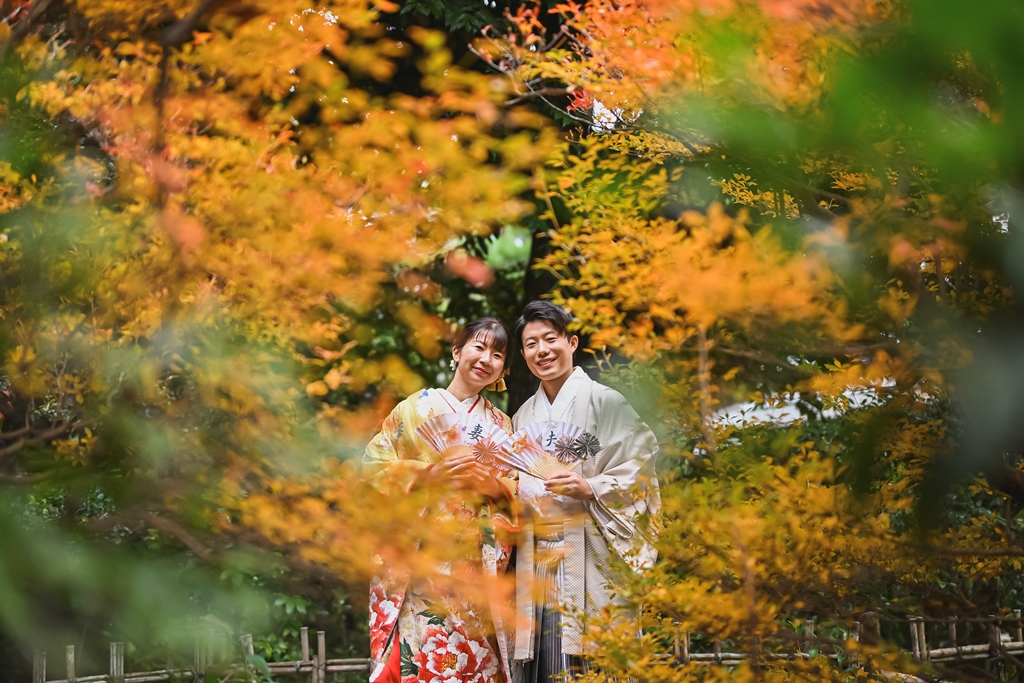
<box><xmin>506</xmin><ymin>227</ymin><xmax>555</xmax><ymax>416</ymax></box>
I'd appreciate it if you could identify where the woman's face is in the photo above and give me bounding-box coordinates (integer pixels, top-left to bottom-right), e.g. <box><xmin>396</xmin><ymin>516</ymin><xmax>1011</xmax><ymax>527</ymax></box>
<box><xmin>452</xmin><ymin>333</ymin><xmax>505</xmax><ymax>389</ymax></box>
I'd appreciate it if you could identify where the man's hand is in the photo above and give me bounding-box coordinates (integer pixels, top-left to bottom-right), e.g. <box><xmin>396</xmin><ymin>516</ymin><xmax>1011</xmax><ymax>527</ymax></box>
<box><xmin>544</xmin><ymin>471</ymin><xmax>594</xmax><ymax>500</ymax></box>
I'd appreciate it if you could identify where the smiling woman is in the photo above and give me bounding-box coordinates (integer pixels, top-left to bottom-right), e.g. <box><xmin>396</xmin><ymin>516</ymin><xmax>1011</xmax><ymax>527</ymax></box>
<box><xmin>362</xmin><ymin>317</ymin><xmax>520</xmax><ymax>683</ymax></box>
<box><xmin>450</xmin><ymin>320</ymin><xmax>512</xmax><ymax>397</ymax></box>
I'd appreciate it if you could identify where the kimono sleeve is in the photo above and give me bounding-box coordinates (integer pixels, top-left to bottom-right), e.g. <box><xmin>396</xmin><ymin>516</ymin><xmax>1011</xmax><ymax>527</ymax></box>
<box><xmin>584</xmin><ymin>391</ymin><xmax>659</xmax><ymax>554</ymax></box>
<box><xmin>361</xmin><ymin>400</ymin><xmax>431</xmax><ymax>495</ymax></box>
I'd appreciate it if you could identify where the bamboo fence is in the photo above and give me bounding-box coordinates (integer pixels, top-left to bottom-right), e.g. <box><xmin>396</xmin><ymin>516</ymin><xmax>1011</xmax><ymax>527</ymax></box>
<box><xmin>31</xmin><ymin>627</ymin><xmax>370</xmax><ymax>683</ymax></box>
<box><xmin>28</xmin><ymin>611</ymin><xmax>1024</xmax><ymax>682</ymax></box>
<box><xmin>668</xmin><ymin>612</ymin><xmax>1024</xmax><ymax>666</ymax></box>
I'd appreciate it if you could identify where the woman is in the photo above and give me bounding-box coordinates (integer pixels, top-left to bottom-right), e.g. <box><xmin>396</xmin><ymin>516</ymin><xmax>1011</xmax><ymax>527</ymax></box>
<box><xmin>364</xmin><ymin>318</ymin><xmax>518</xmax><ymax>683</ymax></box>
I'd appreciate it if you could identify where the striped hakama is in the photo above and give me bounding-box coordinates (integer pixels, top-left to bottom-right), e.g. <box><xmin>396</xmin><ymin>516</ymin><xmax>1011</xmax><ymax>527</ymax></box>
<box><xmin>522</xmin><ymin>536</ymin><xmax>593</xmax><ymax>683</ymax></box>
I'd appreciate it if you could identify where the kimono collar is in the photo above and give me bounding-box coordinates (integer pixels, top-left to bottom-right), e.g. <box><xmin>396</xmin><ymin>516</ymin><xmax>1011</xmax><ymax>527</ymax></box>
<box><xmin>537</xmin><ymin>366</ymin><xmax>588</xmax><ymax>422</ymax></box>
<box><xmin>436</xmin><ymin>387</ymin><xmax>482</xmax><ymax>414</ymax></box>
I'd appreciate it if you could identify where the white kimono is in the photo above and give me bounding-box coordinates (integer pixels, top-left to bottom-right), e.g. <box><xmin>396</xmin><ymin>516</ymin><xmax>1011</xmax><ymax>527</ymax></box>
<box><xmin>512</xmin><ymin>367</ymin><xmax>660</xmax><ymax>660</ymax></box>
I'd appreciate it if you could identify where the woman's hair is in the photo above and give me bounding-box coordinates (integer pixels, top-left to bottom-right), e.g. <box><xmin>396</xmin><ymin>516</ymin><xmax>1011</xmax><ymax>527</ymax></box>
<box><xmin>453</xmin><ymin>317</ymin><xmax>510</xmax><ymax>355</ymax></box>
<box><xmin>514</xmin><ymin>300</ymin><xmax>573</xmax><ymax>343</ymax></box>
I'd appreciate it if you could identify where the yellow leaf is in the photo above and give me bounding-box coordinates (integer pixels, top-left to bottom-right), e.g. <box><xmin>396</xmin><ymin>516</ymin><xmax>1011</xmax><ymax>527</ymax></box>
<box><xmin>305</xmin><ymin>381</ymin><xmax>329</xmax><ymax>398</ymax></box>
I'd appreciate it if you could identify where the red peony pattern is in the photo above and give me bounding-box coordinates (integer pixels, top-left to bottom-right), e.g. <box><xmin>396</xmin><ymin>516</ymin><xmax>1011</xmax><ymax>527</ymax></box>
<box><xmin>370</xmin><ymin>584</ymin><xmax>402</xmax><ymax>655</ymax></box>
<box><xmin>412</xmin><ymin>624</ymin><xmax>498</xmax><ymax>683</ymax></box>
<box><xmin>443</xmin><ymin>496</ymin><xmax>477</xmax><ymax>524</ymax></box>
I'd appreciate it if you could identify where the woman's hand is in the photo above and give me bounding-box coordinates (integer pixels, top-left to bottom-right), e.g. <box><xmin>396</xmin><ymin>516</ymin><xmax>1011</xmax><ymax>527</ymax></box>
<box><xmin>544</xmin><ymin>472</ymin><xmax>594</xmax><ymax>500</ymax></box>
<box><xmin>424</xmin><ymin>448</ymin><xmax>505</xmax><ymax>499</ymax></box>
<box><xmin>450</xmin><ymin>460</ymin><xmax>505</xmax><ymax>499</ymax></box>
<box><xmin>427</xmin><ymin>448</ymin><xmax>474</xmax><ymax>481</ymax></box>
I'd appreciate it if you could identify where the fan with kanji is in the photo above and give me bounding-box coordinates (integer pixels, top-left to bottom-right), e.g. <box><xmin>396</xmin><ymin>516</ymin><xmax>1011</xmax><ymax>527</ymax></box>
<box><xmin>415</xmin><ymin>413</ymin><xmax>514</xmax><ymax>473</ymax></box>
<box><xmin>500</xmin><ymin>420</ymin><xmax>602</xmax><ymax>479</ymax></box>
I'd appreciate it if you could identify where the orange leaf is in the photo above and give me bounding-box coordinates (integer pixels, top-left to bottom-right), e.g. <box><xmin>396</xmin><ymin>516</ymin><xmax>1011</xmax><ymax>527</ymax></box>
<box><xmin>159</xmin><ymin>204</ymin><xmax>206</xmax><ymax>255</ymax></box>
<box><xmin>445</xmin><ymin>250</ymin><xmax>494</xmax><ymax>288</ymax></box>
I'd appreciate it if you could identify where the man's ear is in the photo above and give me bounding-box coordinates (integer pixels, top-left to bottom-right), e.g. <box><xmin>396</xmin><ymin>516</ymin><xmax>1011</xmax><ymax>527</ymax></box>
<box><xmin>569</xmin><ymin>335</ymin><xmax>579</xmax><ymax>352</ymax></box>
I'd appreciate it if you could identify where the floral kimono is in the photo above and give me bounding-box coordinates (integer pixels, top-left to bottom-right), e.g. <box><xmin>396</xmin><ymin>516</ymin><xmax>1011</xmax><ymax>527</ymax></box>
<box><xmin>364</xmin><ymin>388</ymin><xmax>519</xmax><ymax>683</ymax></box>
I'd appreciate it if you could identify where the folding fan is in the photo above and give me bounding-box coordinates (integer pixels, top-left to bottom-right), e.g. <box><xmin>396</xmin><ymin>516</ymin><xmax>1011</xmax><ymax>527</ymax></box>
<box><xmin>415</xmin><ymin>413</ymin><xmax>513</xmax><ymax>469</ymax></box>
<box><xmin>470</xmin><ymin>435</ymin><xmax>515</xmax><ymax>474</ymax></box>
<box><xmin>502</xmin><ymin>420</ymin><xmax>602</xmax><ymax>479</ymax></box>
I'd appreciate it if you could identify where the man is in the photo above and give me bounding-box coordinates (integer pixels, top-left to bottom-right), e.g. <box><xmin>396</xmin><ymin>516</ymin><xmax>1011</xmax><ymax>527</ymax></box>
<box><xmin>512</xmin><ymin>300</ymin><xmax>660</xmax><ymax>683</ymax></box>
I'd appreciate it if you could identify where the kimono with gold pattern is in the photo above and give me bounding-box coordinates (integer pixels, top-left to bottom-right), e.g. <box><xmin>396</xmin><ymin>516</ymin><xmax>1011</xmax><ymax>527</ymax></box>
<box><xmin>364</xmin><ymin>388</ymin><xmax>519</xmax><ymax>683</ymax></box>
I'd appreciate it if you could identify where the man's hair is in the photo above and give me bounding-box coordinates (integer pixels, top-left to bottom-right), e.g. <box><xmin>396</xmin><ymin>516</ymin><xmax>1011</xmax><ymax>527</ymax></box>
<box><xmin>515</xmin><ymin>300</ymin><xmax>574</xmax><ymax>343</ymax></box>
<box><xmin>453</xmin><ymin>317</ymin><xmax>510</xmax><ymax>355</ymax></box>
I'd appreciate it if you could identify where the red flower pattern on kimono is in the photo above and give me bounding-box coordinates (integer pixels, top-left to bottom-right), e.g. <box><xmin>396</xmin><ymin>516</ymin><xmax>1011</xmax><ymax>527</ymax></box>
<box><xmin>443</xmin><ymin>496</ymin><xmax>476</xmax><ymax>524</ymax></box>
<box><xmin>412</xmin><ymin>623</ymin><xmax>498</xmax><ymax>683</ymax></box>
<box><xmin>365</xmin><ymin>390</ymin><xmax>518</xmax><ymax>683</ymax></box>
<box><xmin>370</xmin><ymin>584</ymin><xmax>402</xmax><ymax>655</ymax></box>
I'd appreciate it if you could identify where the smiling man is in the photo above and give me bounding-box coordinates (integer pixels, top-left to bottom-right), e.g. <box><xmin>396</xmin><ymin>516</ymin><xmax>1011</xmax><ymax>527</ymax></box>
<box><xmin>511</xmin><ymin>300</ymin><xmax>660</xmax><ymax>683</ymax></box>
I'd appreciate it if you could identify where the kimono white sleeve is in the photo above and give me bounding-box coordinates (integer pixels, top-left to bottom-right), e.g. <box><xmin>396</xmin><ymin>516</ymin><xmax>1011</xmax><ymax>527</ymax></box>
<box><xmin>583</xmin><ymin>390</ymin><xmax>660</xmax><ymax>567</ymax></box>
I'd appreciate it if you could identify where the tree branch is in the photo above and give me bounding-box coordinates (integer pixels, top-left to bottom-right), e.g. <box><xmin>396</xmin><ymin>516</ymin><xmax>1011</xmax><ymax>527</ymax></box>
<box><xmin>697</xmin><ymin>325</ymin><xmax>716</xmax><ymax>451</ymax></box>
<box><xmin>0</xmin><ymin>0</ymin><xmax>52</xmax><ymax>60</ymax></box>
<box><xmin>0</xmin><ymin>420</ymin><xmax>78</xmax><ymax>460</ymax></box>
<box><xmin>716</xmin><ymin>346</ymin><xmax>815</xmax><ymax>377</ymax></box>
<box><xmin>981</xmin><ymin>458</ymin><xmax>1024</xmax><ymax>506</ymax></box>
<box><xmin>0</xmin><ymin>425</ymin><xmax>33</xmax><ymax>442</ymax></box>
<box><xmin>0</xmin><ymin>472</ymin><xmax>48</xmax><ymax>485</ymax></box>
<box><xmin>791</xmin><ymin>184</ymin><xmax>842</xmax><ymax>222</ymax></box>
<box><xmin>924</xmin><ymin>546</ymin><xmax>1024</xmax><ymax>558</ymax></box>
<box><xmin>504</xmin><ymin>87</ymin><xmax>576</xmax><ymax>106</ymax></box>
<box><xmin>684</xmin><ymin>340</ymin><xmax>903</xmax><ymax>379</ymax></box>
<box><xmin>802</xmin><ymin>341</ymin><xmax>901</xmax><ymax>359</ymax></box>
<box><xmin>162</xmin><ymin>0</ymin><xmax>230</xmax><ymax>47</ymax></box>
<box><xmin>140</xmin><ymin>511</ymin><xmax>216</xmax><ymax>562</ymax></box>
<box><xmin>995</xmin><ymin>640</ymin><xmax>1024</xmax><ymax>675</ymax></box>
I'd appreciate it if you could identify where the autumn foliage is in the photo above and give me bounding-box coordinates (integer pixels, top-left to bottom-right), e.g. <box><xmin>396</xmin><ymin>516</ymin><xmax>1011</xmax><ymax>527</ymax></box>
<box><xmin>0</xmin><ymin>0</ymin><xmax>551</xmax><ymax>666</ymax></box>
<box><xmin>478</xmin><ymin>0</ymin><xmax>1024</xmax><ymax>680</ymax></box>
<box><xmin>1</xmin><ymin>0</ymin><xmax>1024</xmax><ymax>681</ymax></box>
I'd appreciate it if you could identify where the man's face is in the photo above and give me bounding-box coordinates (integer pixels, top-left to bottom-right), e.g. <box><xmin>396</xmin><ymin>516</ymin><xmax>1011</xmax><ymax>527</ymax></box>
<box><xmin>520</xmin><ymin>320</ymin><xmax>578</xmax><ymax>383</ymax></box>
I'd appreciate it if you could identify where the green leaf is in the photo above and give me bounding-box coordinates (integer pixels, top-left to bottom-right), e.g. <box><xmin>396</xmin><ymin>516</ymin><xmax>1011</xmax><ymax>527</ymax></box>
<box><xmin>417</xmin><ymin>600</ymin><xmax>448</xmax><ymax>626</ymax></box>
<box><xmin>400</xmin><ymin>640</ymin><xmax>418</xmax><ymax>676</ymax></box>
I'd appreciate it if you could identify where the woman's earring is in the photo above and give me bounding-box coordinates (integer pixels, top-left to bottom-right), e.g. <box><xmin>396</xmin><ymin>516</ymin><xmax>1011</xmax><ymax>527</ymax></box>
<box><xmin>449</xmin><ymin>359</ymin><xmax>457</xmax><ymax>370</ymax></box>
